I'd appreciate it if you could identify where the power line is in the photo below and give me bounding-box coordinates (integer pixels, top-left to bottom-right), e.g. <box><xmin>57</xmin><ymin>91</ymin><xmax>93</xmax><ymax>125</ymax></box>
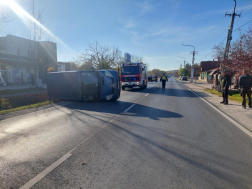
<box><xmin>197</xmin><ymin>18</ymin><xmax>227</xmax><ymax>50</ymax></box>
<box><xmin>233</xmin><ymin>19</ymin><xmax>252</xmax><ymax>31</ymax></box>
<box><xmin>198</xmin><ymin>51</ymin><xmax>212</xmax><ymax>61</ymax></box>
<box><xmin>239</xmin><ymin>9</ymin><xmax>252</xmax><ymax>18</ymax></box>
<box><xmin>198</xmin><ymin>36</ymin><xmax>227</xmax><ymax>61</ymax></box>
<box><xmin>199</xmin><ymin>29</ymin><xmax>227</xmax><ymax>54</ymax></box>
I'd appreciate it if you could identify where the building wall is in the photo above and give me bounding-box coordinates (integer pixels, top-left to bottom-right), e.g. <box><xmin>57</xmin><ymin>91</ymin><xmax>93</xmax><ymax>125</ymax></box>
<box><xmin>1</xmin><ymin>35</ymin><xmax>37</xmax><ymax>58</ymax></box>
<box><xmin>0</xmin><ymin>35</ymin><xmax>57</xmax><ymax>84</ymax></box>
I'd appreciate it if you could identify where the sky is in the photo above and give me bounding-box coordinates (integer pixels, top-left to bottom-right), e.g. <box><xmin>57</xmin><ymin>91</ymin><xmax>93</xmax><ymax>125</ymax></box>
<box><xmin>0</xmin><ymin>0</ymin><xmax>252</xmax><ymax>70</ymax></box>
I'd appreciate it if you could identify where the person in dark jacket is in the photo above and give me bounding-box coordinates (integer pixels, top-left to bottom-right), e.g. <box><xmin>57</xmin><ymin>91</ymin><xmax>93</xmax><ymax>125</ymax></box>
<box><xmin>239</xmin><ymin>69</ymin><xmax>252</xmax><ymax>109</ymax></box>
<box><xmin>160</xmin><ymin>73</ymin><xmax>168</xmax><ymax>89</ymax></box>
<box><xmin>220</xmin><ymin>71</ymin><xmax>230</xmax><ymax>105</ymax></box>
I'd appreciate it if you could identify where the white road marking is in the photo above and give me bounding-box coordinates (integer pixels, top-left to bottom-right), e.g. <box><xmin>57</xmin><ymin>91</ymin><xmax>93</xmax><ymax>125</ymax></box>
<box><xmin>145</xmin><ymin>93</ymin><xmax>149</xmax><ymax>96</ymax></box>
<box><xmin>123</xmin><ymin>104</ymin><xmax>136</xmax><ymax>112</ymax></box>
<box><xmin>20</xmin><ymin>153</ymin><xmax>72</xmax><ymax>189</ymax></box>
<box><xmin>184</xmin><ymin>85</ymin><xmax>252</xmax><ymax>138</ymax></box>
<box><xmin>20</xmin><ymin>93</ymin><xmax>149</xmax><ymax>188</ymax></box>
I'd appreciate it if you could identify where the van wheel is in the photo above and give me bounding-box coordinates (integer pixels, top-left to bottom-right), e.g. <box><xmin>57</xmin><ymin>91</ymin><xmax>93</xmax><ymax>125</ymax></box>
<box><xmin>122</xmin><ymin>86</ymin><xmax>125</xmax><ymax>90</ymax></box>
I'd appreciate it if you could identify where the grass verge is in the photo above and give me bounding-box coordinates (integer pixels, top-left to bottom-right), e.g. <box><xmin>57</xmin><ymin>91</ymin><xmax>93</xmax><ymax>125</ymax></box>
<box><xmin>0</xmin><ymin>88</ymin><xmax>45</xmax><ymax>96</ymax></box>
<box><xmin>204</xmin><ymin>88</ymin><xmax>242</xmax><ymax>103</ymax></box>
<box><xmin>0</xmin><ymin>100</ymin><xmax>53</xmax><ymax>115</ymax></box>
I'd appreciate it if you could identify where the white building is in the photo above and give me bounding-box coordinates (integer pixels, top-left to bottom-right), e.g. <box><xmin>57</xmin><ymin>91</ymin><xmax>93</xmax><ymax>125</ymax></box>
<box><xmin>0</xmin><ymin>34</ymin><xmax>58</xmax><ymax>84</ymax></box>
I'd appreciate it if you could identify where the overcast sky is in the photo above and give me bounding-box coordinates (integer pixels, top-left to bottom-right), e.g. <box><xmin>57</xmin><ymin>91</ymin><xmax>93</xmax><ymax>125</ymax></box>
<box><xmin>1</xmin><ymin>0</ymin><xmax>252</xmax><ymax>70</ymax></box>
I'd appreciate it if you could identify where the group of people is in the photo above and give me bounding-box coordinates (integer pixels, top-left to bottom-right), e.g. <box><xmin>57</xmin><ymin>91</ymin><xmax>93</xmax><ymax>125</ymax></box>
<box><xmin>220</xmin><ymin>69</ymin><xmax>252</xmax><ymax>109</ymax></box>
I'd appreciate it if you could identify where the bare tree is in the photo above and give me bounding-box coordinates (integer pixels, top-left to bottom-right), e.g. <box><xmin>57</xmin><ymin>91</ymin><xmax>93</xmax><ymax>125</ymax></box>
<box><xmin>77</xmin><ymin>41</ymin><xmax>123</xmax><ymax>70</ymax></box>
<box><xmin>212</xmin><ymin>42</ymin><xmax>225</xmax><ymax>61</ymax></box>
<box><xmin>131</xmin><ymin>55</ymin><xmax>143</xmax><ymax>63</ymax></box>
<box><xmin>0</xmin><ymin>10</ymin><xmax>13</xmax><ymax>33</ymax></box>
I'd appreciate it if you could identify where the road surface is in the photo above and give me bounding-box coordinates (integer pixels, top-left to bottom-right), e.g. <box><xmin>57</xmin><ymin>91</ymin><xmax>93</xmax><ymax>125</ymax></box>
<box><xmin>0</xmin><ymin>77</ymin><xmax>252</xmax><ymax>189</ymax></box>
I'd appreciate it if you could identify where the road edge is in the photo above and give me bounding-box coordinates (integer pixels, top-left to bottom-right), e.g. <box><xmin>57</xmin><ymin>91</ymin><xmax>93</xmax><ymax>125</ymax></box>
<box><xmin>177</xmin><ymin>79</ymin><xmax>252</xmax><ymax>137</ymax></box>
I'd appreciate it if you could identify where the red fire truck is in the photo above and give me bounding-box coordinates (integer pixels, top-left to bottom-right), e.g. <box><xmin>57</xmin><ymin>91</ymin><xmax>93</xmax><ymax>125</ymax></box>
<box><xmin>120</xmin><ymin>62</ymin><xmax>148</xmax><ymax>90</ymax></box>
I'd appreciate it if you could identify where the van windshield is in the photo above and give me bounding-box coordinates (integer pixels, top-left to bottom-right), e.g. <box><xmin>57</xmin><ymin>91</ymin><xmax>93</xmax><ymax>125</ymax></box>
<box><xmin>121</xmin><ymin>66</ymin><xmax>139</xmax><ymax>75</ymax></box>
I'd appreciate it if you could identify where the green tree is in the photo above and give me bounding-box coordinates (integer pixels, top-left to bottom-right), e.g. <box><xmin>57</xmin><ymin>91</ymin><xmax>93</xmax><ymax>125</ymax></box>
<box><xmin>185</xmin><ymin>63</ymin><xmax>191</xmax><ymax>69</ymax></box>
<box><xmin>178</xmin><ymin>68</ymin><xmax>189</xmax><ymax>76</ymax></box>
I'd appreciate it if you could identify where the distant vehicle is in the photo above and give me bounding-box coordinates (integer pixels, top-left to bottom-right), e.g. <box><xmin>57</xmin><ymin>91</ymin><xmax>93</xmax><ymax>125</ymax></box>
<box><xmin>152</xmin><ymin>76</ymin><xmax>158</xmax><ymax>82</ymax></box>
<box><xmin>148</xmin><ymin>76</ymin><xmax>153</xmax><ymax>82</ymax></box>
<box><xmin>182</xmin><ymin>76</ymin><xmax>188</xmax><ymax>81</ymax></box>
<box><xmin>47</xmin><ymin>70</ymin><xmax>121</xmax><ymax>101</ymax></box>
<box><xmin>120</xmin><ymin>62</ymin><xmax>148</xmax><ymax>90</ymax></box>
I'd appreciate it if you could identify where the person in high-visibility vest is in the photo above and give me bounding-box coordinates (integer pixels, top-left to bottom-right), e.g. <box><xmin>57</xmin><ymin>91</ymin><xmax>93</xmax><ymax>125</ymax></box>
<box><xmin>160</xmin><ymin>73</ymin><xmax>168</xmax><ymax>89</ymax></box>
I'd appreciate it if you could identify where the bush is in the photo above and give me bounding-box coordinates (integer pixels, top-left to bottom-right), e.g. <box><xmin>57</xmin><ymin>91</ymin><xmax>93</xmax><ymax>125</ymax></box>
<box><xmin>0</xmin><ymin>93</ymin><xmax>50</xmax><ymax>110</ymax></box>
<box><xmin>1</xmin><ymin>99</ymin><xmax>12</xmax><ymax>109</ymax></box>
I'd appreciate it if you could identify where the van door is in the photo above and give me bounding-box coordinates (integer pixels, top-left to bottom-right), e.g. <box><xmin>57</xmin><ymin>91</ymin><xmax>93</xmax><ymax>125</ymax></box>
<box><xmin>81</xmin><ymin>71</ymin><xmax>100</xmax><ymax>101</ymax></box>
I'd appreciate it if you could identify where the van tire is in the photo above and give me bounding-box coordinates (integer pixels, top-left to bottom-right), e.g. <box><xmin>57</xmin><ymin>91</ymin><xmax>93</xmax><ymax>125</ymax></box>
<box><xmin>122</xmin><ymin>86</ymin><xmax>125</xmax><ymax>90</ymax></box>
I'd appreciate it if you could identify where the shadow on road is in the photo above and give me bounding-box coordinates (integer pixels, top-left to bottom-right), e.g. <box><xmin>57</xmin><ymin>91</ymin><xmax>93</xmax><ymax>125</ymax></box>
<box><xmin>58</xmin><ymin>100</ymin><xmax>183</xmax><ymax>121</ymax></box>
<box><xmin>125</xmin><ymin>80</ymin><xmax>210</xmax><ymax>98</ymax></box>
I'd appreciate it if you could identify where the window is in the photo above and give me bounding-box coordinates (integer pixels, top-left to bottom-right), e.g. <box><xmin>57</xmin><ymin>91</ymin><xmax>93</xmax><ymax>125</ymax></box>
<box><xmin>121</xmin><ymin>66</ymin><xmax>139</xmax><ymax>75</ymax></box>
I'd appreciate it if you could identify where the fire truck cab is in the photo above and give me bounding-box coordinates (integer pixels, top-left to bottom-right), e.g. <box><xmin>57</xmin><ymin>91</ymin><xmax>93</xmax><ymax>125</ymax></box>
<box><xmin>120</xmin><ymin>62</ymin><xmax>147</xmax><ymax>90</ymax></box>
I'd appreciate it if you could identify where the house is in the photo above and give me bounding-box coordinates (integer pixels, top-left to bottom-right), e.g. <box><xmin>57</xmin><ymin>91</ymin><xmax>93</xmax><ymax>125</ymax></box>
<box><xmin>0</xmin><ymin>34</ymin><xmax>58</xmax><ymax>84</ymax></box>
<box><xmin>199</xmin><ymin>61</ymin><xmax>219</xmax><ymax>83</ymax></box>
<box><xmin>57</xmin><ymin>62</ymin><xmax>71</xmax><ymax>72</ymax></box>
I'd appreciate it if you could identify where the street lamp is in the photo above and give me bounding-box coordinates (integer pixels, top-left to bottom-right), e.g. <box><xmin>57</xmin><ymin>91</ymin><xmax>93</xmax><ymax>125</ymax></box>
<box><xmin>182</xmin><ymin>44</ymin><xmax>197</xmax><ymax>65</ymax></box>
<box><xmin>182</xmin><ymin>44</ymin><xmax>198</xmax><ymax>82</ymax></box>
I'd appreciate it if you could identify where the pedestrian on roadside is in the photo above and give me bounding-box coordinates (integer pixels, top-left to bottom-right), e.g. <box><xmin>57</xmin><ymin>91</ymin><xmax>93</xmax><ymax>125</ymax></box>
<box><xmin>160</xmin><ymin>73</ymin><xmax>168</xmax><ymax>90</ymax></box>
<box><xmin>239</xmin><ymin>69</ymin><xmax>252</xmax><ymax>109</ymax></box>
<box><xmin>220</xmin><ymin>71</ymin><xmax>230</xmax><ymax>105</ymax></box>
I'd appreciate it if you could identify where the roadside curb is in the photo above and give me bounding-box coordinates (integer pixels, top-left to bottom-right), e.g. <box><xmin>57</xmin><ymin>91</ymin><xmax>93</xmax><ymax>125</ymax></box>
<box><xmin>179</xmin><ymin>80</ymin><xmax>252</xmax><ymax>135</ymax></box>
<box><xmin>0</xmin><ymin>90</ymin><xmax>47</xmax><ymax>98</ymax></box>
<box><xmin>0</xmin><ymin>101</ymin><xmax>73</xmax><ymax>121</ymax></box>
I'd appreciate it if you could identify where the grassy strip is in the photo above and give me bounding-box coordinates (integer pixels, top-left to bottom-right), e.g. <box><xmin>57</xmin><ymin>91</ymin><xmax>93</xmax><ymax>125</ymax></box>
<box><xmin>204</xmin><ymin>88</ymin><xmax>242</xmax><ymax>103</ymax></box>
<box><xmin>0</xmin><ymin>88</ymin><xmax>45</xmax><ymax>95</ymax></box>
<box><xmin>0</xmin><ymin>100</ymin><xmax>53</xmax><ymax>115</ymax></box>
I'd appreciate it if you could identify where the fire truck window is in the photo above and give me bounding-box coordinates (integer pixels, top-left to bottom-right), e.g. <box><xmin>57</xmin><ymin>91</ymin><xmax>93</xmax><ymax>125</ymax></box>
<box><xmin>121</xmin><ymin>67</ymin><xmax>139</xmax><ymax>75</ymax></box>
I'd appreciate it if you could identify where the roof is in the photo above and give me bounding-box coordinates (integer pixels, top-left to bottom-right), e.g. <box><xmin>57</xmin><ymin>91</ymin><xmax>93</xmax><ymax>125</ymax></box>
<box><xmin>58</xmin><ymin>61</ymin><xmax>70</xmax><ymax>65</ymax></box>
<box><xmin>200</xmin><ymin>61</ymin><xmax>219</xmax><ymax>72</ymax></box>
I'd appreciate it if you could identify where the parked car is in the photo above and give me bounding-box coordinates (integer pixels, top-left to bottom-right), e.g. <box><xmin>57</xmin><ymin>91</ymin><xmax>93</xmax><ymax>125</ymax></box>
<box><xmin>182</xmin><ymin>76</ymin><xmax>188</xmax><ymax>81</ymax></box>
<box><xmin>179</xmin><ymin>76</ymin><xmax>183</xmax><ymax>80</ymax></box>
<box><xmin>47</xmin><ymin>70</ymin><xmax>121</xmax><ymax>101</ymax></box>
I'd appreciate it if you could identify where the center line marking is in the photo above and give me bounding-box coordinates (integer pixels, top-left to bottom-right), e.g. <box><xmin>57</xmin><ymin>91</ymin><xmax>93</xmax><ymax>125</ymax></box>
<box><xmin>20</xmin><ymin>153</ymin><xmax>72</xmax><ymax>189</ymax></box>
<box><xmin>123</xmin><ymin>104</ymin><xmax>135</xmax><ymax>112</ymax></box>
<box><xmin>20</xmin><ymin>93</ymin><xmax>148</xmax><ymax>188</ymax></box>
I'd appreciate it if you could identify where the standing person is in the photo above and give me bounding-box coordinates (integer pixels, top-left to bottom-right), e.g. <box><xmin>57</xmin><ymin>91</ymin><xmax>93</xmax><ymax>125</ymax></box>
<box><xmin>220</xmin><ymin>71</ymin><xmax>230</xmax><ymax>105</ymax></box>
<box><xmin>160</xmin><ymin>73</ymin><xmax>168</xmax><ymax>90</ymax></box>
<box><xmin>239</xmin><ymin>69</ymin><xmax>252</xmax><ymax>109</ymax></box>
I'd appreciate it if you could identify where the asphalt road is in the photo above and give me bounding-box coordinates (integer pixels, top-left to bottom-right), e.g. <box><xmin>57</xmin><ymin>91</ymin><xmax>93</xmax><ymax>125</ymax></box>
<box><xmin>0</xmin><ymin>77</ymin><xmax>252</xmax><ymax>189</ymax></box>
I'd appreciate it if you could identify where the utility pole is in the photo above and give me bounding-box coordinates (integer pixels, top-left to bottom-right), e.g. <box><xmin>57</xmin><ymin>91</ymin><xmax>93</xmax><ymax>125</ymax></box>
<box><xmin>178</xmin><ymin>56</ymin><xmax>186</xmax><ymax>68</ymax></box>
<box><xmin>190</xmin><ymin>50</ymin><xmax>198</xmax><ymax>66</ymax></box>
<box><xmin>223</xmin><ymin>0</ymin><xmax>241</xmax><ymax>61</ymax></box>
<box><xmin>182</xmin><ymin>44</ymin><xmax>197</xmax><ymax>81</ymax></box>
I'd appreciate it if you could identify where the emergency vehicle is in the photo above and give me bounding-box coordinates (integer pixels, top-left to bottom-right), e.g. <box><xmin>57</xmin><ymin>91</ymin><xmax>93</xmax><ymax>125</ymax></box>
<box><xmin>120</xmin><ymin>62</ymin><xmax>147</xmax><ymax>90</ymax></box>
